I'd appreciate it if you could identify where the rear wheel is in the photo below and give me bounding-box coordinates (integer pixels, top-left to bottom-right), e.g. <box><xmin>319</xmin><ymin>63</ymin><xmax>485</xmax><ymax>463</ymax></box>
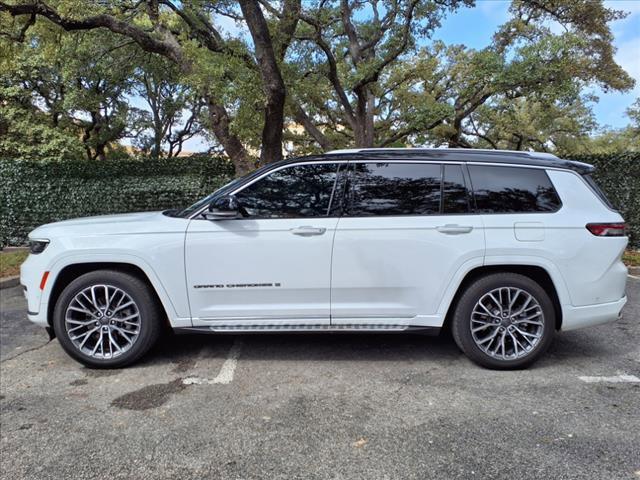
<box><xmin>53</xmin><ymin>270</ymin><xmax>161</xmax><ymax>368</ymax></box>
<box><xmin>451</xmin><ymin>273</ymin><xmax>555</xmax><ymax>369</ymax></box>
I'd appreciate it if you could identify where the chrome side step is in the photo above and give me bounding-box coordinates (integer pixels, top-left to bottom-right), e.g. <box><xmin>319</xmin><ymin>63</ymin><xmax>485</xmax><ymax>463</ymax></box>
<box><xmin>174</xmin><ymin>324</ymin><xmax>440</xmax><ymax>335</ymax></box>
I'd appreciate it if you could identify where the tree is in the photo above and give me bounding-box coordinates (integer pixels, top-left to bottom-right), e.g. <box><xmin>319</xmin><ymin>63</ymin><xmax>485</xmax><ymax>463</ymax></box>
<box><xmin>0</xmin><ymin>0</ymin><xmax>636</xmax><ymax>169</ymax></box>
<box><xmin>286</xmin><ymin>0</ymin><xmax>470</xmax><ymax>150</ymax></box>
<box><xmin>131</xmin><ymin>55</ymin><xmax>205</xmax><ymax>157</ymax></box>
<box><xmin>0</xmin><ymin>0</ymin><xmax>302</xmax><ymax>173</ymax></box>
<box><xmin>555</xmin><ymin>97</ymin><xmax>640</xmax><ymax>155</ymax></box>
<box><xmin>0</xmin><ymin>24</ymin><xmax>137</xmax><ymax>160</ymax></box>
<box><xmin>461</xmin><ymin>94</ymin><xmax>597</xmax><ymax>152</ymax></box>
<box><xmin>626</xmin><ymin>98</ymin><xmax>640</xmax><ymax>132</ymax></box>
<box><xmin>286</xmin><ymin>0</ymin><xmax>633</xmax><ymax>151</ymax></box>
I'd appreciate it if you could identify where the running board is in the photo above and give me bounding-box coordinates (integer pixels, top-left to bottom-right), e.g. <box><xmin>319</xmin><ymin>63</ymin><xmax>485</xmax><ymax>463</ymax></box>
<box><xmin>174</xmin><ymin>324</ymin><xmax>440</xmax><ymax>335</ymax></box>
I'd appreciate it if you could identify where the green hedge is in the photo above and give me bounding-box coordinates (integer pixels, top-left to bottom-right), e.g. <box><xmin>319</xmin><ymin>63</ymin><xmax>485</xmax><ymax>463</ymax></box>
<box><xmin>578</xmin><ymin>153</ymin><xmax>639</xmax><ymax>248</ymax></box>
<box><xmin>0</xmin><ymin>153</ymin><xmax>638</xmax><ymax>248</ymax></box>
<box><xmin>0</xmin><ymin>156</ymin><xmax>234</xmax><ymax>247</ymax></box>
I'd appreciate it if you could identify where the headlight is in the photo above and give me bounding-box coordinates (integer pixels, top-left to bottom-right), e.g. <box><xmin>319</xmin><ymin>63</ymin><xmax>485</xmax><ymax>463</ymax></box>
<box><xmin>29</xmin><ymin>239</ymin><xmax>49</xmax><ymax>254</ymax></box>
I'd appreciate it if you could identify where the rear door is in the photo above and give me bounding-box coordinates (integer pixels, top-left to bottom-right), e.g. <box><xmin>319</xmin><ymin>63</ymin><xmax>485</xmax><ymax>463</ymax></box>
<box><xmin>330</xmin><ymin>161</ymin><xmax>485</xmax><ymax>328</ymax></box>
<box><xmin>468</xmin><ymin>164</ymin><xmax>563</xmax><ymax>262</ymax></box>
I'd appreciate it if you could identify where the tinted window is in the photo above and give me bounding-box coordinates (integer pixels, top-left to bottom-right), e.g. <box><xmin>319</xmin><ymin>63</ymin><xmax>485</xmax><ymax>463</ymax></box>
<box><xmin>469</xmin><ymin>165</ymin><xmax>561</xmax><ymax>213</ymax></box>
<box><xmin>347</xmin><ymin>163</ymin><xmax>441</xmax><ymax>216</ymax></box>
<box><xmin>235</xmin><ymin>163</ymin><xmax>339</xmax><ymax>218</ymax></box>
<box><xmin>443</xmin><ymin>164</ymin><xmax>470</xmax><ymax>214</ymax></box>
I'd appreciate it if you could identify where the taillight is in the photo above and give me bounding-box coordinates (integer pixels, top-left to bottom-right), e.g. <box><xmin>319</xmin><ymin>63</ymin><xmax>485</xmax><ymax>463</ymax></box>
<box><xmin>586</xmin><ymin>223</ymin><xmax>626</xmax><ymax>237</ymax></box>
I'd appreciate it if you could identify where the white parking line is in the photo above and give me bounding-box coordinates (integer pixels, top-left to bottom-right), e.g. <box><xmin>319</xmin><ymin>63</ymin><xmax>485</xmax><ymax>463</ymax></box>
<box><xmin>628</xmin><ymin>274</ymin><xmax>640</xmax><ymax>280</ymax></box>
<box><xmin>578</xmin><ymin>374</ymin><xmax>640</xmax><ymax>384</ymax></box>
<box><xmin>183</xmin><ymin>339</ymin><xmax>243</xmax><ymax>386</ymax></box>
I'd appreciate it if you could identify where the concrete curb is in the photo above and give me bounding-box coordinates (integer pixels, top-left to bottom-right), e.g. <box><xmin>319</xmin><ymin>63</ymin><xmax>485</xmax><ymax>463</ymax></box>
<box><xmin>0</xmin><ymin>276</ymin><xmax>20</xmax><ymax>290</ymax></box>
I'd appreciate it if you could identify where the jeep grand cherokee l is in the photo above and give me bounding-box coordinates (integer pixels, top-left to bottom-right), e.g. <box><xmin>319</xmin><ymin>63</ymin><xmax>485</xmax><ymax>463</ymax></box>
<box><xmin>21</xmin><ymin>148</ymin><xmax>628</xmax><ymax>369</ymax></box>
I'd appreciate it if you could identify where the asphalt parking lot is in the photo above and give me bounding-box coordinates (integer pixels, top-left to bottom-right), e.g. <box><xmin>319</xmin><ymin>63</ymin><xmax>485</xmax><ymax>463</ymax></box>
<box><xmin>1</xmin><ymin>278</ymin><xmax>639</xmax><ymax>480</ymax></box>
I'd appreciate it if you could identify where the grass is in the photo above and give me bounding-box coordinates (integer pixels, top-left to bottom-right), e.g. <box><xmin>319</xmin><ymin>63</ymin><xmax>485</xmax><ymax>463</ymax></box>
<box><xmin>0</xmin><ymin>250</ymin><xmax>28</xmax><ymax>278</ymax></box>
<box><xmin>624</xmin><ymin>250</ymin><xmax>640</xmax><ymax>267</ymax></box>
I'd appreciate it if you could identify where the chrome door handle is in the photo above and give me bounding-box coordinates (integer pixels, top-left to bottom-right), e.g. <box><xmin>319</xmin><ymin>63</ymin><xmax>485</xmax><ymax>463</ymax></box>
<box><xmin>436</xmin><ymin>224</ymin><xmax>473</xmax><ymax>235</ymax></box>
<box><xmin>290</xmin><ymin>226</ymin><xmax>326</xmax><ymax>236</ymax></box>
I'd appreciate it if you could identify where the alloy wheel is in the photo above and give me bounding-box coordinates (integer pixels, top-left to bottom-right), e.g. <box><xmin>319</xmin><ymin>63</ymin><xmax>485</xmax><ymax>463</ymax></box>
<box><xmin>470</xmin><ymin>287</ymin><xmax>544</xmax><ymax>360</ymax></box>
<box><xmin>64</xmin><ymin>284</ymin><xmax>141</xmax><ymax>359</ymax></box>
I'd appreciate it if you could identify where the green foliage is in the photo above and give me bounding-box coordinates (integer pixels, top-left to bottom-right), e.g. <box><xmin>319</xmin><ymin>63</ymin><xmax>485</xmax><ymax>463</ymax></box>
<box><xmin>0</xmin><ymin>156</ymin><xmax>234</xmax><ymax>247</ymax></box>
<box><xmin>0</xmin><ymin>153</ymin><xmax>637</xmax><ymax>249</ymax></box>
<box><xmin>558</xmin><ymin>99</ymin><xmax>640</xmax><ymax>155</ymax></box>
<box><xmin>1</xmin><ymin>1</ymin><xmax>637</xmax><ymax>162</ymax></box>
<box><xmin>576</xmin><ymin>153</ymin><xmax>640</xmax><ymax>247</ymax></box>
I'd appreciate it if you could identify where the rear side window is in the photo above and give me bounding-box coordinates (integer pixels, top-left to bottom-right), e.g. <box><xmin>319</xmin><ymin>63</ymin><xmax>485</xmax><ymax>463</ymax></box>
<box><xmin>468</xmin><ymin>165</ymin><xmax>561</xmax><ymax>213</ymax></box>
<box><xmin>347</xmin><ymin>163</ymin><xmax>441</xmax><ymax>216</ymax></box>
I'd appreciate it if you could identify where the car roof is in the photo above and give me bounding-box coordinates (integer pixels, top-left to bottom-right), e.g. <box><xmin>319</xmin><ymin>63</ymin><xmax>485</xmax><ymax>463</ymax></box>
<box><xmin>281</xmin><ymin>148</ymin><xmax>594</xmax><ymax>174</ymax></box>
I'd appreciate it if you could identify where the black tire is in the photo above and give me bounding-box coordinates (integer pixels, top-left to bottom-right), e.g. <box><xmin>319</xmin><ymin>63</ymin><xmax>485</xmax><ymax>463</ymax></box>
<box><xmin>53</xmin><ymin>270</ymin><xmax>162</xmax><ymax>368</ymax></box>
<box><xmin>451</xmin><ymin>273</ymin><xmax>555</xmax><ymax>370</ymax></box>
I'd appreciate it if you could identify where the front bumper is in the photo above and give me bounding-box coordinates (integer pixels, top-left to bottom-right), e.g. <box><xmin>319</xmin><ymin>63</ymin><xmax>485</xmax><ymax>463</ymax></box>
<box><xmin>561</xmin><ymin>296</ymin><xmax>628</xmax><ymax>331</ymax></box>
<box><xmin>21</xmin><ymin>252</ymin><xmax>51</xmax><ymax>326</ymax></box>
<box><xmin>27</xmin><ymin>307</ymin><xmax>49</xmax><ymax>326</ymax></box>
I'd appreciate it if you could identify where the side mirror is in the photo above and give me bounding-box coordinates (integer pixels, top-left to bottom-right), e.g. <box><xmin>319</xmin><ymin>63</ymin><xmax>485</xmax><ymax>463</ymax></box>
<box><xmin>203</xmin><ymin>195</ymin><xmax>240</xmax><ymax>220</ymax></box>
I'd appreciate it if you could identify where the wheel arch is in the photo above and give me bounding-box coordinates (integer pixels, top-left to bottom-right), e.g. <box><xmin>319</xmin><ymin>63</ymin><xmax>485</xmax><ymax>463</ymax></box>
<box><xmin>443</xmin><ymin>264</ymin><xmax>564</xmax><ymax>331</ymax></box>
<box><xmin>46</xmin><ymin>261</ymin><xmax>175</xmax><ymax>331</ymax></box>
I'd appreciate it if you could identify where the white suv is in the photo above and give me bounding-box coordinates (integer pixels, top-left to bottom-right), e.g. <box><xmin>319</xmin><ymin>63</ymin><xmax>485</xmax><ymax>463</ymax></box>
<box><xmin>20</xmin><ymin>148</ymin><xmax>628</xmax><ymax>369</ymax></box>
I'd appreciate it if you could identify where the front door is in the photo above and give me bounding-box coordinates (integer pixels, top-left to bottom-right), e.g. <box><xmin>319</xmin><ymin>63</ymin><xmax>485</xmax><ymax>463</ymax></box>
<box><xmin>185</xmin><ymin>162</ymin><xmax>344</xmax><ymax>327</ymax></box>
<box><xmin>330</xmin><ymin>162</ymin><xmax>485</xmax><ymax>328</ymax></box>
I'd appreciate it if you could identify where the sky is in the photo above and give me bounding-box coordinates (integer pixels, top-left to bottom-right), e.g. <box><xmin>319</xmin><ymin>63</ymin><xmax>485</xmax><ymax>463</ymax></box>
<box><xmin>171</xmin><ymin>0</ymin><xmax>640</xmax><ymax>152</ymax></box>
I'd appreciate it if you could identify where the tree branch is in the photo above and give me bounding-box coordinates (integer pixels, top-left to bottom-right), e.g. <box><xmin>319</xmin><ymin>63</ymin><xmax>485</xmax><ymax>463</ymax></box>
<box><xmin>0</xmin><ymin>1</ymin><xmax>186</xmax><ymax>65</ymax></box>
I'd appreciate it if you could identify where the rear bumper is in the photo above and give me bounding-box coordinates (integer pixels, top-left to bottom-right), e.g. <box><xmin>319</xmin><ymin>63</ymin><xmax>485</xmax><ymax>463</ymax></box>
<box><xmin>561</xmin><ymin>296</ymin><xmax>627</xmax><ymax>331</ymax></box>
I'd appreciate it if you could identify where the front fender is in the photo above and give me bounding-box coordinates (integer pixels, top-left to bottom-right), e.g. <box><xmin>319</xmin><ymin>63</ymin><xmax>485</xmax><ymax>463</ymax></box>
<box><xmin>41</xmin><ymin>252</ymin><xmax>190</xmax><ymax>328</ymax></box>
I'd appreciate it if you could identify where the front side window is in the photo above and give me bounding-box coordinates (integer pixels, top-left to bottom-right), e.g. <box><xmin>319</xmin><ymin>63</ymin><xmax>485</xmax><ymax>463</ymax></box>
<box><xmin>234</xmin><ymin>163</ymin><xmax>339</xmax><ymax>218</ymax></box>
<box><xmin>346</xmin><ymin>163</ymin><xmax>441</xmax><ymax>216</ymax></box>
<box><xmin>468</xmin><ymin>165</ymin><xmax>561</xmax><ymax>213</ymax></box>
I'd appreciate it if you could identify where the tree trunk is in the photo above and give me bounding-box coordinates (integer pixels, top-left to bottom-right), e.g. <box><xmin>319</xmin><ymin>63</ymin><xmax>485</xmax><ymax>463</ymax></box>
<box><xmin>447</xmin><ymin>116</ymin><xmax>464</xmax><ymax>147</ymax></box>
<box><xmin>207</xmin><ymin>100</ymin><xmax>253</xmax><ymax>175</ymax></box>
<box><xmin>239</xmin><ymin>0</ymin><xmax>286</xmax><ymax>165</ymax></box>
<box><xmin>364</xmin><ymin>88</ymin><xmax>375</xmax><ymax>146</ymax></box>
<box><xmin>352</xmin><ymin>84</ymin><xmax>376</xmax><ymax>147</ymax></box>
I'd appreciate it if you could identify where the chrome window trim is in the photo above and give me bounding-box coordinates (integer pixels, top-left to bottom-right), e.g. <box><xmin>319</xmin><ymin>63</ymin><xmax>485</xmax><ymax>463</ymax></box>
<box><xmin>188</xmin><ymin>159</ymin><xmax>576</xmax><ymax>220</ymax></box>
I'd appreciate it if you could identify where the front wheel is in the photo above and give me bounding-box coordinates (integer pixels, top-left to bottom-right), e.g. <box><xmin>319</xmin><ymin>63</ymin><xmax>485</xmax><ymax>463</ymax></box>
<box><xmin>451</xmin><ymin>273</ymin><xmax>555</xmax><ymax>369</ymax></box>
<box><xmin>53</xmin><ymin>270</ymin><xmax>162</xmax><ymax>368</ymax></box>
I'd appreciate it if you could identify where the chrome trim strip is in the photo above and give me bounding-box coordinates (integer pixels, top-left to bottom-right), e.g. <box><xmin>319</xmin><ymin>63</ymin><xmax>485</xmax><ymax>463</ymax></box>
<box><xmin>189</xmin><ymin>158</ymin><xmax>572</xmax><ymax>220</ymax></box>
<box><xmin>174</xmin><ymin>324</ymin><xmax>441</xmax><ymax>334</ymax></box>
<box><xmin>195</xmin><ymin>315</ymin><xmax>328</xmax><ymax>321</ymax></box>
<box><xmin>198</xmin><ymin>324</ymin><xmax>407</xmax><ymax>331</ymax></box>
<box><xmin>194</xmin><ymin>314</ymin><xmax>414</xmax><ymax>322</ymax></box>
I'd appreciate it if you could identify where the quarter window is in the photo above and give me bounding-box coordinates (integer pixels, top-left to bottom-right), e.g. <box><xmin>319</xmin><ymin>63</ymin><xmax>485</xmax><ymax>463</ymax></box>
<box><xmin>235</xmin><ymin>163</ymin><xmax>339</xmax><ymax>218</ymax></box>
<box><xmin>346</xmin><ymin>163</ymin><xmax>441</xmax><ymax>216</ymax></box>
<box><xmin>468</xmin><ymin>165</ymin><xmax>561</xmax><ymax>213</ymax></box>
